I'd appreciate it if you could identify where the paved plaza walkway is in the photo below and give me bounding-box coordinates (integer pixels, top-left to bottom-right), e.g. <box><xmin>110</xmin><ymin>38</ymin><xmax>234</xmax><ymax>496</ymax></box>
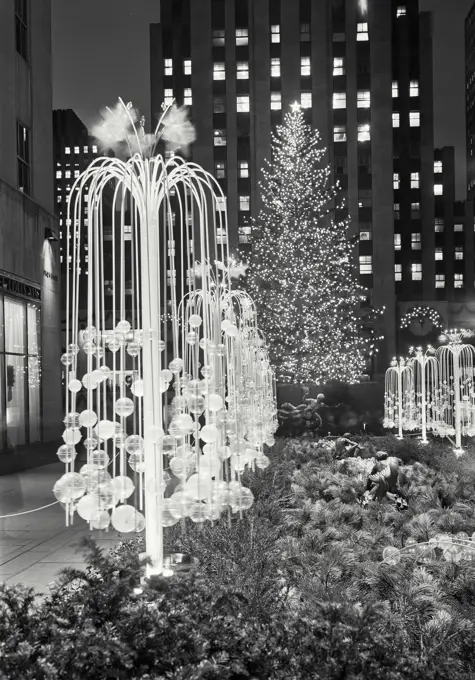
<box><xmin>0</xmin><ymin>463</ymin><xmax>120</xmax><ymax>594</ymax></box>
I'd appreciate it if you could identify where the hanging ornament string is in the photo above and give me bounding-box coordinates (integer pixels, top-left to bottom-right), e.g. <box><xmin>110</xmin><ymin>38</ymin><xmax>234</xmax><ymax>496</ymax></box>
<box><xmin>0</xmin><ymin>501</ymin><xmax>60</xmax><ymax>519</ymax></box>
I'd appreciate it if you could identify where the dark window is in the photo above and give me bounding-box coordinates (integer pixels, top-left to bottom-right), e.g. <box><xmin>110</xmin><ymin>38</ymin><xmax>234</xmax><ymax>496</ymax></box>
<box><xmin>17</xmin><ymin>121</ymin><xmax>30</xmax><ymax>195</ymax></box>
<box><xmin>213</xmin><ymin>95</ymin><xmax>226</xmax><ymax>114</ymax></box>
<box><xmin>15</xmin><ymin>0</ymin><xmax>28</xmax><ymax>61</ymax></box>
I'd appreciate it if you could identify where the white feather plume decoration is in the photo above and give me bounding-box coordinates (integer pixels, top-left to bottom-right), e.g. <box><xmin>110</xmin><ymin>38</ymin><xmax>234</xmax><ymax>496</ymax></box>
<box><xmin>91</xmin><ymin>101</ymin><xmax>138</xmax><ymax>152</ymax></box>
<box><xmin>160</xmin><ymin>104</ymin><xmax>196</xmax><ymax>155</ymax></box>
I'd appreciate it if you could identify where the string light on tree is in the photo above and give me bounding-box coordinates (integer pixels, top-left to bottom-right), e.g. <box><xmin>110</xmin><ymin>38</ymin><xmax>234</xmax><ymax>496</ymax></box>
<box><xmin>243</xmin><ymin>104</ymin><xmax>382</xmax><ymax>384</ymax></box>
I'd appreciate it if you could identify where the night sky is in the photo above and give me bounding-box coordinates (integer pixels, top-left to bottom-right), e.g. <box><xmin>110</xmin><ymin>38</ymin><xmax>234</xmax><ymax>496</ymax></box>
<box><xmin>53</xmin><ymin>0</ymin><xmax>472</xmax><ymax>200</ymax></box>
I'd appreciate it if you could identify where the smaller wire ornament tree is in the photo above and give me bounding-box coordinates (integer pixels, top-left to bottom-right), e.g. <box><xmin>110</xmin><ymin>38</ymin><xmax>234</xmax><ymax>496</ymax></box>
<box><xmin>383</xmin><ymin>357</ymin><xmax>415</xmax><ymax>439</ymax></box>
<box><xmin>407</xmin><ymin>346</ymin><xmax>439</xmax><ymax>444</ymax></box>
<box><xmin>434</xmin><ymin>329</ymin><xmax>475</xmax><ymax>454</ymax></box>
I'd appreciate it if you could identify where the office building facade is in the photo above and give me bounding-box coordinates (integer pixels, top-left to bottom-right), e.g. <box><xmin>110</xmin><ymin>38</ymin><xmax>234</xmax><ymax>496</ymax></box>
<box><xmin>0</xmin><ymin>0</ymin><xmax>61</xmax><ymax>470</ymax></box>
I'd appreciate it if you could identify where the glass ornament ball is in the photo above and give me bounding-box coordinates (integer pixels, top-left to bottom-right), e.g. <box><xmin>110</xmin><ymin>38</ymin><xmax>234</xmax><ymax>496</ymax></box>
<box><xmin>82</xmin><ymin>326</ymin><xmax>97</xmax><ymax>343</ymax></box>
<box><xmin>76</xmin><ymin>495</ymin><xmax>101</xmax><ymax>521</ymax></box>
<box><xmin>200</xmin><ymin>424</ymin><xmax>219</xmax><ymax>444</ymax></box>
<box><xmin>116</xmin><ymin>320</ymin><xmax>131</xmax><ymax>334</ymax></box>
<box><xmin>62</xmin><ymin>427</ymin><xmax>81</xmax><ymax>446</ymax></box>
<box><xmin>100</xmin><ymin>365</ymin><xmax>112</xmax><ymax>379</ymax></box>
<box><xmin>91</xmin><ymin>369</ymin><xmax>106</xmax><ymax>384</ymax></box>
<box><xmin>90</xmin><ymin>510</ymin><xmax>111</xmax><ymax>530</ymax></box>
<box><xmin>169</xmin><ymin>358</ymin><xmax>184</xmax><ymax>374</ymax></box>
<box><xmin>63</xmin><ymin>412</ymin><xmax>80</xmax><ymax>428</ymax></box>
<box><xmin>94</xmin><ymin>346</ymin><xmax>105</xmax><ymax>360</ymax></box>
<box><xmin>56</xmin><ymin>444</ymin><xmax>76</xmax><ymax>464</ymax></box>
<box><xmin>200</xmin><ymin>365</ymin><xmax>212</xmax><ymax>379</ymax></box>
<box><xmin>161</xmin><ymin>368</ymin><xmax>173</xmax><ymax>383</ymax></box>
<box><xmin>113</xmin><ymin>432</ymin><xmax>127</xmax><ymax>450</ymax></box>
<box><xmin>131</xmin><ymin>379</ymin><xmax>144</xmax><ymax>397</ymax></box>
<box><xmin>174</xmin><ymin>412</ymin><xmax>194</xmax><ymax>432</ymax></box>
<box><xmin>95</xmin><ymin>420</ymin><xmax>115</xmax><ymax>441</ymax></box>
<box><xmin>134</xmin><ymin>511</ymin><xmax>146</xmax><ymax>533</ymax></box>
<box><xmin>256</xmin><ymin>455</ymin><xmax>270</xmax><ymax>470</ymax></box>
<box><xmin>126</xmin><ymin>342</ymin><xmax>141</xmax><ymax>357</ymax></box>
<box><xmin>443</xmin><ymin>545</ymin><xmax>462</xmax><ymax>563</ymax></box>
<box><xmin>111</xmin><ymin>476</ymin><xmax>135</xmax><ymax>501</ymax></box>
<box><xmin>186</xmin><ymin>331</ymin><xmax>198</xmax><ymax>345</ymax></box>
<box><xmin>84</xmin><ymin>435</ymin><xmax>100</xmax><ymax>451</ymax></box>
<box><xmin>90</xmin><ymin>481</ymin><xmax>116</xmax><ymax>510</ymax></box>
<box><xmin>230</xmin><ymin>455</ymin><xmax>246</xmax><ymax>473</ymax></box>
<box><xmin>162</xmin><ymin>498</ymin><xmax>180</xmax><ymax>527</ymax></box>
<box><xmin>162</xmin><ymin>434</ymin><xmax>177</xmax><ymax>456</ymax></box>
<box><xmin>456</xmin><ymin>532</ymin><xmax>469</xmax><ymax>542</ymax></box>
<box><xmin>68</xmin><ymin>379</ymin><xmax>82</xmax><ymax>393</ymax></box>
<box><xmin>68</xmin><ymin>343</ymin><xmax>80</xmax><ymax>355</ymax></box>
<box><xmin>160</xmin><ymin>378</ymin><xmax>170</xmax><ymax>393</ymax></box>
<box><xmin>82</xmin><ymin>373</ymin><xmax>98</xmax><ymax>391</ymax></box>
<box><xmin>144</xmin><ymin>425</ymin><xmax>164</xmax><ymax>445</ymax></box>
<box><xmin>265</xmin><ymin>436</ymin><xmax>276</xmax><ymax>448</ymax></box>
<box><xmin>169</xmin><ymin>456</ymin><xmax>189</xmax><ymax>476</ymax></box>
<box><xmin>207</xmin><ymin>393</ymin><xmax>224</xmax><ymax>412</ymax></box>
<box><xmin>90</xmin><ymin>449</ymin><xmax>110</xmax><ymax>469</ymax></box>
<box><xmin>189</xmin><ymin>502</ymin><xmax>211</xmax><ymax>523</ymax></box>
<box><xmin>111</xmin><ymin>505</ymin><xmax>141</xmax><ymax>533</ymax></box>
<box><xmin>79</xmin><ymin>463</ymin><xmax>100</xmax><ymax>475</ymax></box>
<box><xmin>83</xmin><ymin>470</ymin><xmax>111</xmax><ymax>493</ymax></box>
<box><xmin>115</xmin><ymin>397</ymin><xmax>134</xmax><ymax>418</ymax></box>
<box><xmin>128</xmin><ymin>452</ymin><xmax>146</xmax><ymax>473</ymax></box>
<box><xmin>218</xmin><ymin>445</ymin><xmax>232</xmax><ymax>461</ymax></box>
<box><xmin>79</xmin><ymin>409</ymin><xmax>98</xmax><ymax>429</ymax></box>
<box><xmin>61</xmin><ymin>352</ymin><xmax>74</xmax><ymax>366</ymax></box>
<box><xmin>198</xmin><ymin>453</ymin><xmax>221</xmax><ymax>477</ymax></box>
<box><xmin>225</xmin><ymin>324</ymin><xmax>239</xmax><ymax>337</ymax></box>
<box><xmin>168</xmin><ymin>419</ymin><xmax>188</xmax><ymax>440</ymax></box>
<box><xmin>172</xmin><ymin>395</ymin><xmax>187</xmax><ymax>412</ymax></box>
<box><xmin>169</xmin><ymin>491</ymin><xmax>194</xmax><ymax>519</ymax></box>
<box><xmin>215</xmin><ymin>344</ymin><xmax>226</xmax><ymax>357</ymax></box>
<box><xmin>185</xmin><ymin>473</ymin><xmax>214</xmax><ymax>500</ymax></box>
<box><xmin>82</xmin><ymin>341</ymin><xmax>96</xmax><ymax>356</ymax></box>
<box><xmin>221</xmin><ymin>319</ymin><xmax>231</xmax><ymax>332</ymax></box>
<box><xmin>107</xmin><ymin>339</ymin><xmax>121</xmax><ymax>353</ymax></box>
<box><xmin>125</xmin><ymin>434</ymin><xmax>144</xmax><ymax>455</ymax></box>
<box><xmin>189</xmin><ymin>314</ymin><xmax>202</xmax><ymax>328</ymax></box>
<box><xmin>211</xmin><ymin>480</ymin><xmax>230</xmax><ymax>504</ymax></box>
<box><xmin>157</xmin><ymin>340</ymin><xmax>166</xmax><ymax>352</ymax></box>
<box><xmin>53</xmin><ymin>472</ymin><xmax>86</xmax><ymax>502</ymax></box>
<box><xmin>382</xmin><ymin>546</ymin><xmax>401</xmax><ymax>565</ymax></box>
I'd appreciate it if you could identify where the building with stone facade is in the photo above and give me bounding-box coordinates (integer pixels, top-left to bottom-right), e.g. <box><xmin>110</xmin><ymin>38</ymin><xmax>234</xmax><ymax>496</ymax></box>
<box><xmin>0</xmin><ymin>0</ymin><xmax>61</xmax><ymax>472</ymax></box>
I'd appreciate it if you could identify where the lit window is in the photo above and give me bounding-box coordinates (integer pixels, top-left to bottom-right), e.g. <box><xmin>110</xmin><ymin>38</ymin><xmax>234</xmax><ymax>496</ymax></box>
<box><xmin>239</xmin><ymin>226</ymin><xmax>252</xmax><ymax>243</ymax></box>
<box><xmin>435</xmin><ymin>218</ymin><xmax>444</xmax><ymax>232</ymax></box>
<box><xmin>393</xmin><ymin>172</ymin><xmax>400</xmax><ymax>190</ymax></box>
<box><xmin>360</xmin><ymin>230</ymin><xmax>372</xmax><ymax>240</ymax></box>
<box><xmin>56</xmin><ymin>170</ymin><xmax>62</xmax><ymax>179</ymax></box>
<box><xmin>411</xmin><ymin>233</ymin><xmax>421</xmax><ymax>250</ymax></box>
<box><xmin>358</xmin><ymin>123</ymin><xmax>370</xmax><ymax>142</ymax></box>
<box><xmin>213</xmin><ymin>62</ymin><xmax>225</xmax><ymax>80</ymax></box>
<box><xmin>359</xmin><ymin>255</ymin><xmax>373</xmax><ymax>274</ymax></box>
<box><xmin>271</xmin><ymin>58</ymin><xmax>281</xmax><ymax>77</ymax></box>
<box><xmin>334</xmin><ymin>125</ymin><xmax>347</xmax><ymax>142</ymax></box>
<box><xmin>410</xmin><ymin>111</ymin><xmax>420</xmax><ymax>127</ymax></box>
<box><xmin>184</xmin><ymin>59</ymin><xmax>192</xmax><ymax>75</ymax></box>
<box><xmin>239</xmin><ymin>160</ymin><xmax>249</xmax><ymax>178</ymax></box>
<box><xmin>411</xmin><ymin>172</ymin><xmax>420</xmax><ymax>188</ymax></box>
<box><xmin>435</xmin><ymin>274</ymin><xmax>445</xmax><ymax>288</ymax></box>
<box><xmin>300</xmin><ymin>23</ymin><xmax>310</xmax><ymax>41</ymax></box>
<box><xmin>164</xmin><ymin>88</ymin><xmax>174</xmax><ymax>105</ymax></box>
<box><xmin>357</xmin><ymin>90</ymin><xmax>371</xmax><ymax>108</ymax></box>
<box><xmin>357</xmin><ymin>22</ymin><xmax>369</xmax><ymax>41</ymax></box>
<box><xmin>271</xmin><ymin>92</ymin><xmax>282</xmax><ymax>110</ymax></box>
<box><xmin>214</xmin><ymin>129</ymin><xmax>226</xmax><ymax>146</ymax></box>
<box><xmin>83</xmin><ymin>146</ymin><xmax>88</xmax><ymax>153</ymax></box>
<box><xmin>435</xmin><ymin>248</ymin><xmax>443</xmax><ymax>260</ymax></box>
<box><xmin>56</xmin><ymin>194</ymin><xmax>62</xmax><ymax>203</ymax></box>
<box><xmin>74</xmin><ymin>170</ymin><xmax>80</xmax><ymax>178</ymax></box>
<box><xmin>411</xmin><ymin>263</ymin><xmax>422</xmax><ymax>280</ymax></box>
<box><xmin>301</xmin><ymin>57</ymin><xmax>311</xmax><ymax>76</ymax></box>
<box><xmin>184</xmin><ymin>88</ymin><xmax>192</xmax><ymax>105</ymax></box>
<box><xmin>237</xmin><ymin>61</ymin><xmax>249</xmax><ymax>79</ymax></box>
<box><xmin>74</xmin><ymin>146</ymin><xmax>80</xmax><ymax>154</ymax></box>
<box><xmin>333</xmin><ymin>92</ymin><xmax>347</xmax><ymax>109</ymax></box>
<box><xmin>92</xmin><ymin>145</ymin><xmax>97</xmax><ymax>153</ymax></box>
<box><xmin>394</xmin><ymin>233</ymin><xmax>401</xmax><ymax>250</ymax></box>
<box><xmin>213</xmin><ymin>95</ymin><xmax>226</xmax><ymax>113</ymax></box>
<box><xmin>455</xmin><ymin>273</ymin><xmax>464</xmax><ymax>288</ymax></box>
<box><xmin>410</xmin><ymin>80</ymin><xmax>419</xmax><ymax>97</ymax></box>
<box><xmin>65</xmin><ymin>146</ymin><xmax>70</xmax><ymax>154</ymax></box>
<box><xmin>397</xmin><ymin>6</ymin><xmax>407</xmax><ymax>17</ymax></box>
<box><xmin>392</xmin><ymin>81</ymin><xmax>399</xmax><ymax>98</ymax></box>
<box><xmin>394</xmin><ymin>203</ymin><xmax>401</xmax><ymax>218</ymax></box>
<box><xmin>301</xmin><ymin>92</ymin><xmax>312</xmax><ymax>109</ymax></box>
<box><xmin>434</xmin><ymin>184</ymin><xmax>443</xmax><ymax>195</ymax></box>
<box><xmin>395</xmin><ymin>264</ymin><xmax>402</xmax><ymax>281</ymax></box>
<box><xmin>239</xmin><ymin>195</ymin><xmax>250</xmax><ymax>211</ymax></box>
<box><xmin>392</xmin><ymin>112</ymin><xmax>400</xmax><ymax>128</ymax></box>
<box><xmin>455</xmin><ymin>246</ymin><xmax>464</xmax><ymax>260</ymax></box>
<box><xmin>236</xmin><ymin>28</ymin><xmax>248</xmax><ymax>45</ymax></box>
<box><xmin>164</xmin><ymin>58</ymin><xmax>173</xmax><ymax>76</ymax></box>
<box><xmin>215</xmin><ymin>161</ymin><xmax>226</xmax><ymax>179</ymax></box>
<box><xmin>411</xmin><ymin>202</ymin><xmax>420</xmax><ymax>216</ymax></box>
<box><xmin>333</xmin><ymin>57</ymin><xmax>345</xmax><ymax>76</ymax></box>
<box><xmin>237</xmin><ymin>95</ymin><xmax>250</xmax><ymax>112</ymax></box>
<box><xmin>65</xmin><ymin>170</ymin><xmax>71</xmax><ymax>179</ymax></box>
<box><xmin>434</xmin><ymin>161</ymin><xmax>443</xmax><ymax>173</ymax></box>
<box><xmin>454</xmin><ymin>223</ymin><xmax>464</xmax><ymax>232</ymax></box>
<box><xmin>212</xmin><ymin>29</ymin><xmax>225</xmax><ymax>46</ymax></box>
<box><xmin>271</xmin><ymin>25</ymin><xmax>280</xmax><ymax>43</ymax></box>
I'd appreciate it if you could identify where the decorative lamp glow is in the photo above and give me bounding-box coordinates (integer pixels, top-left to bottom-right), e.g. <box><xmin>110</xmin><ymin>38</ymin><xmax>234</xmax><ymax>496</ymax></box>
<box><xmin>407</xmin><ymin>346</ymin><xmax>439</xmax><ymax>444</ymax></box>
<box><xmin>57</xmin><ymin>98</ymin><xmax>276</xmax><ymax>577</ymax></box>
<box><xmin>383</xmin><ymin>357</ymin><xmax>414</xmax><ymax>439</ymax></box>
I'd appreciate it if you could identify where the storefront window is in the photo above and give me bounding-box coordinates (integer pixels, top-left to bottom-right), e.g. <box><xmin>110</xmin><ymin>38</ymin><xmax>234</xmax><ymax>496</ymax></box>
<box><xmin>1</xmin><ymin>296</ymin><xmax>41</xmax><ymax>450</ymax></box>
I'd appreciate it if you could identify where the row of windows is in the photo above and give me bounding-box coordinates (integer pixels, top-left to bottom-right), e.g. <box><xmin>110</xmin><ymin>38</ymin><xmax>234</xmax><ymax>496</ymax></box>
<box><xmin>214</xmin><ymin>160</ymin><xmax>249</xmax><ymax>179</ymax></box>
<box><xmin>64</xmin><ymin>145</ymin><xmax>98</xmax><ymax>155</ymax></box>
<box><xmin>56</xmin><ymin>170</ymin><xmax>81</xmax><ymax>179</ymax></box>
<box><xmin>165</xmin><ymin>58</ymin><xmax>192</xmax><ymax>76</ymax></box>
<box><xmin>211</xmin><ymin>57</ymin><xmax>315</xmax><ymax>80</ymax></box>
<box><xmin>210</xmin><ymin>23</ymin><xmax>311</xmax><ymax>47</ymax></box>
<box><xmin>393</xmin><ymin>173</ymin><xmax>444</xmax><ymax>194</ymax></box>
<box><xmin>359</xmin><ymin>258</ymin><xmax>464</xmax><ymax>288</ymax></box>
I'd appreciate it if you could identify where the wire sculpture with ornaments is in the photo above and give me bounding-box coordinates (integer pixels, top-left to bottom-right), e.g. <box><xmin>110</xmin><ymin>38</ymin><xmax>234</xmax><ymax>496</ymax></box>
<box><xmin>55</xmin><ymin>98</ymin><xmax>277</xmax><ymax>576</ymax></box>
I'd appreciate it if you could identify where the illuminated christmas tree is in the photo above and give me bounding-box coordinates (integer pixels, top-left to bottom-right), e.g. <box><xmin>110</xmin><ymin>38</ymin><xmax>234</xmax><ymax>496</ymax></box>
<box><xmin>244</xmin><ymin>103</ymin><xmax>380</xmax><ymax>384</ymax></box>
